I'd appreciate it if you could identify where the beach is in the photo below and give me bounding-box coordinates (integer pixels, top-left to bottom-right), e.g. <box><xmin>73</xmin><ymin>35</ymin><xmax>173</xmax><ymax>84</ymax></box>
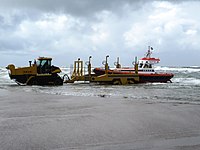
<box><xmin>0</xmin><ymin>88</ymin><xmax>200</xmax><ymax>150</ymax></box>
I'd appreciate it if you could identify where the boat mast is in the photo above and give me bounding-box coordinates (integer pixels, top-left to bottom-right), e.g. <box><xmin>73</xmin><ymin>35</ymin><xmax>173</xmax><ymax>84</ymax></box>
<box><xmin>146</xmin><ymin>46</ymin><xmax>151</xmax><ymax>58</ymax></box>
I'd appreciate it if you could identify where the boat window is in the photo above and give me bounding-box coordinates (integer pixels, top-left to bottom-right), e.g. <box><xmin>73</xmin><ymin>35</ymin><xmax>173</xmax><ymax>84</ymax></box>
<box><xmin>144</xmin><ymin>64</ymin><xmax>148</xmax><ymax>68</ymax></box>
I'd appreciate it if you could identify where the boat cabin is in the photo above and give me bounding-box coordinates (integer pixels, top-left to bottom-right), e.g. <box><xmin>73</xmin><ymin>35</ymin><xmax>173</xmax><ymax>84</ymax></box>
<box><xmin>138</xmin><ymin>47</ymin><xmax>160</xmax><ymax>71</ymax></box>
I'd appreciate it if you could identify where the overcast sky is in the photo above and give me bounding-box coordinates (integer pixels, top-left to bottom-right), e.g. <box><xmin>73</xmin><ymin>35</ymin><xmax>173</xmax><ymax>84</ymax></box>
<box><xmin>0</xmin><ymin>0</ymin><xmax>200</xmax><ymax>67</ymax></box>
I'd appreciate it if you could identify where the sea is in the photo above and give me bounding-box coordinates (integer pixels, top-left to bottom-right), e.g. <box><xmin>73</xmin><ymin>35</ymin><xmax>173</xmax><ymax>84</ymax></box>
<box><xmin>0</xmin><ymin>66</ymin><xmax>200</xmax><ymax>104</ymax></box>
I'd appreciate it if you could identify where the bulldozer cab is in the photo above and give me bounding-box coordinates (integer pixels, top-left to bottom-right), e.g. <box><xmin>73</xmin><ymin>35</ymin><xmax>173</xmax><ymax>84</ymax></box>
<box><xmin>36</xmin><ymin>57</ymin><xmax>52</xmax><ymax>74</ymax></box>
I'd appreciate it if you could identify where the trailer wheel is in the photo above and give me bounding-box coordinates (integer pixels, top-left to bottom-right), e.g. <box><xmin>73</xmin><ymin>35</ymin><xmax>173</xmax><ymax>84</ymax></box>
<box><xmin>128</xmin><ymin>79</ymin><xmax>135</xmax><ymax>84</ymax></box>
<box><xmin>112</xmin><ymin>79</ymin><xmax>121</xmax><ymax>85</ymax></box>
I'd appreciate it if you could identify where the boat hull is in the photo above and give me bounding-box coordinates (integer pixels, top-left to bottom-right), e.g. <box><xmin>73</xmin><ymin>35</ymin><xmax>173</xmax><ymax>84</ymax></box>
<box><xmin>138</xmin><ymin>73</ymin><xmax>173</xmax><ymax>83</ymax></box>
<box><xmin>93</xmin><ymin>68</ymin><xmax>174</xmax><ymax>83</ymax></box>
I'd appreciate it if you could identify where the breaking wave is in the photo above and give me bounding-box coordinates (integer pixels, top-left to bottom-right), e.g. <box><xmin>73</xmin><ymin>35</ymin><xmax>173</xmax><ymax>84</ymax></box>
<box><xmin>155</xmin><ymin>66</ymin><xmax>200</xmax><ymax>73</ymax></box>
<box><xmin>1</xmin><ymin>66</ymin><xmax>200</xmax><ymax>104</ymax></box>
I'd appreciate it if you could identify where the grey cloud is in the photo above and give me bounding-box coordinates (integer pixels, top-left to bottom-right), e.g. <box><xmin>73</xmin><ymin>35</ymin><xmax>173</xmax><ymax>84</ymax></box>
<box><xmin>0</xmin><ymin>0</ymin><xmax>191</xmax><ymax>20</ymax></box>
<box><xmin>0</xmin><ymin>0</ymin><xmax>146</xmax><ymax>17</ymax></box>
<box><xmin>0</xmin><ymin>0</ymin><xmax>200</xmax><ymax>66</ymax></box>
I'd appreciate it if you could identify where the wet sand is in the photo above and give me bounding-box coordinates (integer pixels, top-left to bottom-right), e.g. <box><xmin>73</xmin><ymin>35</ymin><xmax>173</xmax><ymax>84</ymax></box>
<box><xmin>0</xmin><ymin>88</ymin><xmax>200</xmax><ymax>150</ymax></box>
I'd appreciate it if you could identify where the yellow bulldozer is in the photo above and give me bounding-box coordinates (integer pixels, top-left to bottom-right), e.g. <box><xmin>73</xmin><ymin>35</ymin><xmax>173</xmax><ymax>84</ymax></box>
<box><xmin>6</xmin><ymin>57</ymin><xmax>63</xmax><ymax>85</ymax></box>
